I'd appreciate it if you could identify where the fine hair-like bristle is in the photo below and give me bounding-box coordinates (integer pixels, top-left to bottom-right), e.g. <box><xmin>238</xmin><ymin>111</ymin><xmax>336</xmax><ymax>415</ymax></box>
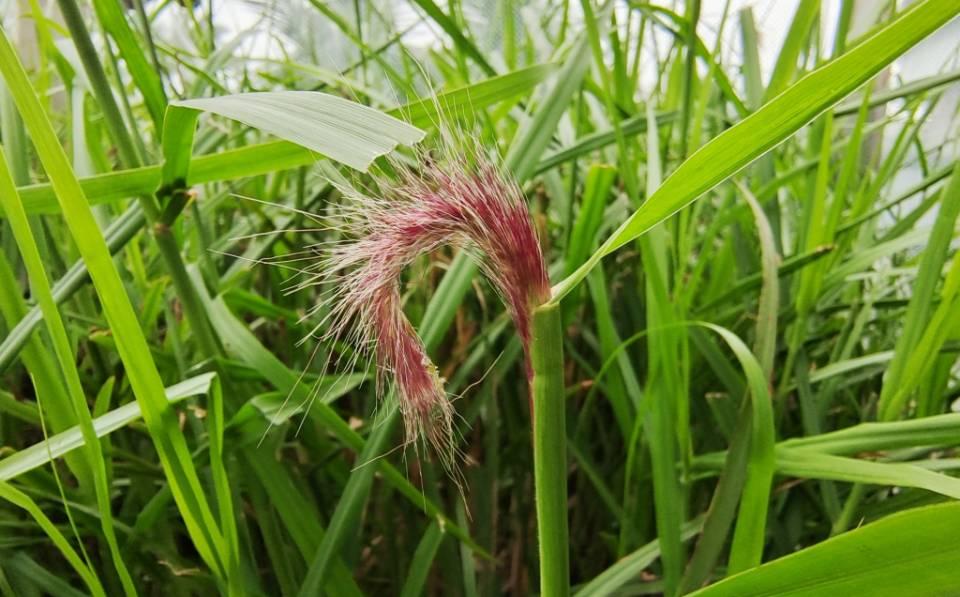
<box><xmin>298</xmin><ymin>149</ymin><xmax>550</xmax><ymax>467</ymax></box>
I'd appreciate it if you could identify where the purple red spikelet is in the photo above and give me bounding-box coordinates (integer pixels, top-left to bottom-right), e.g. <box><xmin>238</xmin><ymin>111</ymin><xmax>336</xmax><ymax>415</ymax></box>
<box><xmin>302</xmin><ymin>154</ymin><xmax>550</xmax><ymax>465</ymax></box>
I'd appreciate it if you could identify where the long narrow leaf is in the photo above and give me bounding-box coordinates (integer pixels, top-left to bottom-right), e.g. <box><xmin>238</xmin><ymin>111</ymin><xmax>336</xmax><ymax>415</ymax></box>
<box><xmin>551</xmin><ymin>0</ymin><xmax>960</xmax><ymax>302</ymax></box>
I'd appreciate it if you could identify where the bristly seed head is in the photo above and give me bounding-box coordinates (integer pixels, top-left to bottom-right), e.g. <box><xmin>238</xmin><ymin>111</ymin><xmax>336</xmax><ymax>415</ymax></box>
<box><xmin>301</xmin><ymin>150</ymin><xmax>550</xmax><ymax>468</ymax></box>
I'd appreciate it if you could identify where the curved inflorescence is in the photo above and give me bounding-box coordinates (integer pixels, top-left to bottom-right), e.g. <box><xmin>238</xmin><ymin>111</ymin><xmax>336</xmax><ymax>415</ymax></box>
<box><xmin>297</xmin><ymin>154</ymin><xmax>550</xmax><ymax>466</ymax></box>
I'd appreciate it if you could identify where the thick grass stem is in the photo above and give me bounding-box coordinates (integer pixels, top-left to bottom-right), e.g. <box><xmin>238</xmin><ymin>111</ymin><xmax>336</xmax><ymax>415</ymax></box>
<box><xmin>530</xmin><ymin>304</ymin><xmax>569</xmax><ymax>596</ymax></box>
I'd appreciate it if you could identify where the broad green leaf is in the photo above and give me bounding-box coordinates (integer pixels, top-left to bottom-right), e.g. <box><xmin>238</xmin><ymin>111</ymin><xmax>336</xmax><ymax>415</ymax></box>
<box><xmin>173</xmin><ymin>91</ymin><xmax>425</xmax><ymax>171</ymax></box>
<box><xmin>690</xmin><ymin>503</ymin><xmax>960</xmax><ymax>596</ymax></box>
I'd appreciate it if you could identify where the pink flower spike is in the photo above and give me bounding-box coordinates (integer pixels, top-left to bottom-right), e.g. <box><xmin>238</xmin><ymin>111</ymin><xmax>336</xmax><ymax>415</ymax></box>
<box><xmin>306</xmin><ymin>153</ymin><xmax>550</xmax><ymax>467</ymax></box>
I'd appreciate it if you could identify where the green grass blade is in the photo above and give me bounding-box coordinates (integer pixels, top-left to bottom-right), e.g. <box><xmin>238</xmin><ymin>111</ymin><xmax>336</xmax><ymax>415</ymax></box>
<box><xmin>738</xmin><ymin>7</ymin><xmax>764</xmax><ymax>108</ymax></box>
<box><xmin>296</xmin><ymin>406</ymin><xmax>398</xmax><ymax>596</ymax></box>
<box><xmin>641</xmin><ymin>103</ymin><xmax>686</xmax><ymax>596</ymax></box>
<box><xmin>295</xmin><ymin>30</ymin><xmax>594</xmax><ymax>589</ymax></box>
<box><xmin>0</xmin><ymin>482</ymin><xmax>105</xmax><ymax>596</ymax></box>
<box><xmin>878</xmin><ymin>162</ymin><xmax>960</xmax><ymax>420</ymax></box>
<box><xmin>0</xmin><ymin>25</ymin><xmax>229</xmax><ymax>581</ymax></box>
<box><xmin>407</xmin><ymin>0</ymin><xmax>497</xmax><ymax>76</ymax></box>
<box><xmin>0</xmin><ymin>204</ymin><xmax>145</xmax><ymax>373</ymax></box>
<box><xmin>15</xmin><ymin>64</ymin><xmax>553</xmax><ymax>214</ymax></box>
<box><xmin>504</xmin><ymin>32</ymin><xmax>592</xmax><ymax>181</ymax></box>
<box><xmin>551</xmin><ymin>0</ymin><xmax>960</xmax><ymax>303</ymax></box>
<box><xmin>0</xmin><ymin>147</ymin><xmax>135</xmax><ymax>595</ymax></box>
<box><xmin>3</xmin><ymin>552</ymin><xmax>88</xmax><ymax>597</ymax></box>
<box><xmin>781</xmin><ymin>413</ymin><xmax>960</xmax><ymax>455</ymax></box>
<box><xmin>762</xmin><ymin>0</ymin><xmax>820</xmax><ymax>102</ymax></box>
<box><xmin>535</xmin><ymin>111</ymin><xmax>679</xmax><ymax>175</ymax></box>
<box><xmin>204</xmin><ymin>377</ymin><xmax>240</xmax><ymax>595</ymax></box>
<box><xmin>0</xmin><ymin>373</ymin><xmax>215</xmax><ymax>481</ymax></box>
<box><xmin>400</xmin><ymin>63</ymin><xmax>556</xmax><ymax>127</ymax></box>
<box><xmin>776</xmin><ymin>450</ymin><xmax>960</xmax><ymax>499</ymax></box>
<box><xmin>680</xmin><ymin>184</ymin><xmax>780</xmax><ymax>590</ymax></box>
<box><xmin>241</xmin><ymin>444</ymin><xmax>362</xmax><ymax>595</ymax></box>
<box><xmin>0</xmin><ymin>252</ymin><xmax>84</xmax><ymax>472</ymax></box>
<box><xmin>55</xmin><ymin>0</ymin><xmax>145</xmax><ymax>169</ymax></box>
<box><xmin>575</xmin><ymin>519</ymin><xmax>703</xmax><ymax>596</ymax></box>
<box><xmin>90</xmin><ymin>0</ymin><xmax>167</xmax><ymax>129</ymax></box>
<box><xmin>690</xmin><ymin>503</ymin><xmax>960</xmax><ymax>596</ymax></box>
<box><xmin>565</xmin><ymin>163</ymin><xmax>616</xmax><ymax>275</ymax></box>
<box><xmin>193</xmin><ymin>275</ymin><xmax>483</xmax><ymax>553</ymax></box>
<box><xmin>697</xmin><ymin>324</ymin><xmax>775</xmax><ymax>574</ymax></box>
<box><xmin>400</xmin><ymin>522</ymin><xmax>445</xmax><ymax>597</ymax></box>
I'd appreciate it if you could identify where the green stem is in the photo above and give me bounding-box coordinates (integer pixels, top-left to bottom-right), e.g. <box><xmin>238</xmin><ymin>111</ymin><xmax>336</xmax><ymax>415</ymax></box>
<box><xmin>530</xmin><ymin>304</ymin><xmax>570</xmax><ymax>596</ymax></box>
<box><xmin>56</xmin><ymin>0</ymin><xmax>147</xmax><ymax>181</ymax></box>
<box><xmin>58</xmin><ymin>0</ymin><xmax>221</xmax><ymax>360</ymax></box>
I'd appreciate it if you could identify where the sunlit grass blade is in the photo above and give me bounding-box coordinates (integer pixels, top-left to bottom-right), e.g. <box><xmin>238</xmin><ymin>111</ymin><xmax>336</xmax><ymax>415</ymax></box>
<box><xmin>0</xmin><ymin>25</ymin><xmax>229</xmax><ymax>582</ymax></box>
<box><xmin>0</xmin><ymin>373</ymin><xmax>215</xmax><ymax>481</ymax></box>
<box><xmin>551</xmin><ymin>0</ymin><xmax>960</xmax><ymax>302</ymax></box>
<box><xmin>0</xmin><ymin>147</ymin><xmax>134</xmax><ymax>595</ymax></box>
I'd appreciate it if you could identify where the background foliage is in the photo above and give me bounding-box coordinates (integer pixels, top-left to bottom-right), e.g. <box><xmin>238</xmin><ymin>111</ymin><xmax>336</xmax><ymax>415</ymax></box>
<box><xmin>0</xmin><ymin>0</ymin><xmax>959</xmax><ymax>595</ymax></box>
